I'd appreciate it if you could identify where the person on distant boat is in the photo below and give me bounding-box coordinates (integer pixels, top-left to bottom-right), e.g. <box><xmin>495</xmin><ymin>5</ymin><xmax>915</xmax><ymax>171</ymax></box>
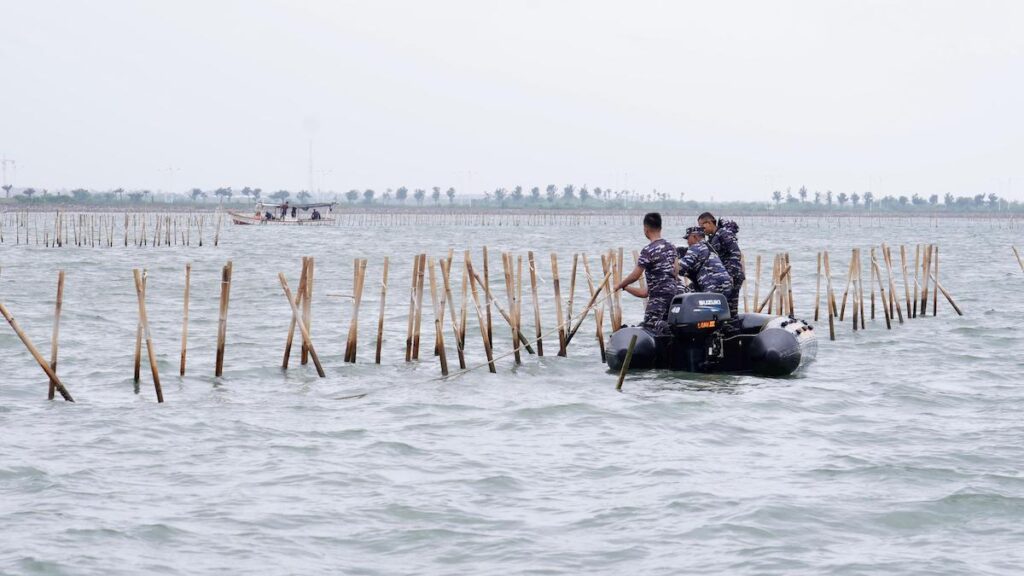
<box><xmin>280</xmin><ymin>202</ymin><xmax>289</xmax><ymax>219</ymax></box>
<box><xmin>699</xmin><ymin>212</ymin><xmax>745</xmax><ymax>315</ymax></box>
<box><xmin>311</xmin><ymin>209</ymin><xmax>321</xmax><ymax>220</ymax></box>
<box><xmin>264</xmin><ymin>211</ymin><xmax>274</xmax><ymax>221</ymax></box>
<box><xmin>614</xmin><ymin>212</ymin><xmax>685</xmax><ymax>330</ymax></box>
<box><xmin>678</xmin><ymin>227</ymin><xmax>733</xmax><ymax>298</ymax></box>
<box><xmin>291</xmin><ymin>206</ymin><xmax>297</xmax><ymax>218</ymax></box>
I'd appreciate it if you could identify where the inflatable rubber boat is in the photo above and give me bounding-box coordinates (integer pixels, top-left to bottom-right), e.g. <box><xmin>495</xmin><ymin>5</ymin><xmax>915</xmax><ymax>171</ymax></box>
<box><xmin>606</xmin><ymin>292</ymin><xmax>817</xmax><ymax>377</ymax></box>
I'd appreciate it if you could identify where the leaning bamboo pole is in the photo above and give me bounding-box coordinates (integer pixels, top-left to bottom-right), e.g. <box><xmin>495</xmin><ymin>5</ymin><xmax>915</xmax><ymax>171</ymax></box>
<box><xmin>440</xmin><ymin>257</ymin><xmax>466</xmax><ymax>370</ymax></box>
<box><xmin>133</xmin><ymin>269</ymin><xmax>163</xmax><ymax>402</ymax></box>
<box><xmin>405</xmin><ymin>254</ymin><xmax>419</xmax><ymax>362</ymax></box>
<box><xmin>0</xmin><ymin>301</ymin><xmax>74</xmax><ymax>402</ymax></box>
<box><xmin>823</xmin><ymin>250</ymin><xmax>836</xmax><ymax>341</ymax></box>
<box><xmin>427</xmin><ymin>257</ymin><xmax>449</xmax><ymax>375</ymax></box>
<box><xmin>345</xmin><ymin>259</ymin><xmax>367</xmax><ymax>363</ymax></box>
<box><xmin>551</xmin><ymin>252</ymin><xmax>567</xmax><ymax>357</ymax></box>
<box><xmin>869</xmin><ymin>253</ymin><xmax>892</xmax><ymax>330</ymax></box>
<box><xmin>283</xmin><ymin>257</ymin><xmax>309</xmax><ymax>369</ymax></box>
<box><xmin>278</xmin><ymin>273</ymin><xmax>325</xmax><ymax>377</ymax></box>
<box><xmin>581</xmin><ymin>255</ymin><xmax>606</xmax><ymax>360</ymax></box>
<box><xmin>528</xmin><ymin>251</ymin><xmax>544</xmax><ymax>357</ymax></box>
<box><xmin>932</xmin><ymin>245</ymin><xmax>939</xmax><ymax>317</ymax></box>
<box><xmin>465</xmin><ymin>251</ymin><xmax>496</xmax><ymax>373</ymax></box>
<box><xmin>1013</xmin><ymin>246</ymin><xmax>1024</xmax><ymax>273</ymax></box>
<box><xmin>375</xmin><ymin>257</ymin><xmax>389</xmax><ymax>365</ymax></box>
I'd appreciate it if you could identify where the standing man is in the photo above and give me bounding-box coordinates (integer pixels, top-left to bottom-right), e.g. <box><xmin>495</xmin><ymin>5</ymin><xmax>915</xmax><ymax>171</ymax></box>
<box><xmin>678</xmin><ymin>227</ymin><xmax>733</xmax><ymax>298</ymax></box>
<box><xmin>698</xmin><ymin>212</ymin><xmax>745</xmax><ymax>315</ymax></box>
<box><xmin>615</xmin><ymin>212</ymin><xmax>685</xmax><ymax>330</ymax></box>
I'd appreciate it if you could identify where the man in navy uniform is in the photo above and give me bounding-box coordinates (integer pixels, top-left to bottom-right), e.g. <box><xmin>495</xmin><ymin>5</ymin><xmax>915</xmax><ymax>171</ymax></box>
<box><xmin>615</xmin><ymin>212</ymin><xmax>685</xmax><ymax>329</ymax></box>
<box><xmin>678</xmin><ymin>226</ymin><xmax>733</xmax><ymax>298</ymax></box>
<box><xmin>698</xmin><ymin>212</ymin><xmax>744</xmax><ymax>315</ymax></box>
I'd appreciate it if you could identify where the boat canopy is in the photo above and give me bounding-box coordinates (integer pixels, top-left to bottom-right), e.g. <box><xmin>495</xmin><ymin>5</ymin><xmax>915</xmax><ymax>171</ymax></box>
<box><xmin>256</xmin><ymin>201</ymin><xmax>336</xmax><ymax>211</ymax></box>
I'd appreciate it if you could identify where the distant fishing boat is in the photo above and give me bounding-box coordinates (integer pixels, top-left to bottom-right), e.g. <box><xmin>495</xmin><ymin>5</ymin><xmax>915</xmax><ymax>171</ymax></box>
<box><xmin>229</xmin><ymin>202</ymin><xmax>337</xmax><ymax>226</ymax></box>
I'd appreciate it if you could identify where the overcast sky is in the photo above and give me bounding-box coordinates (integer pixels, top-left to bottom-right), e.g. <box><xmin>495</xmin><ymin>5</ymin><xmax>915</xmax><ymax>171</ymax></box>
<box><xmin>1</xmin><ymin>0</ymin><xmax>1022</xmax><ymax>200</ymax></box>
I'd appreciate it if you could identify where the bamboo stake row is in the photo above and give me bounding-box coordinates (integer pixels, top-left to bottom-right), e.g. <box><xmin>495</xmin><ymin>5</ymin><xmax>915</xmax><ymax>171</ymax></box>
<box><xmin>0</xmin><ymin>211</ymin><xmax>223</xmax><ymax>247</ymax></box>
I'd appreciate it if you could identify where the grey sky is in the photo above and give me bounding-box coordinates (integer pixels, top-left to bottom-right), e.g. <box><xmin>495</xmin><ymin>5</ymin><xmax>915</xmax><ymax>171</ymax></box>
<box><xmin>2</xmin><ymin>0</ymin><xmax>1022</xmax><ymax>200</ymax></box>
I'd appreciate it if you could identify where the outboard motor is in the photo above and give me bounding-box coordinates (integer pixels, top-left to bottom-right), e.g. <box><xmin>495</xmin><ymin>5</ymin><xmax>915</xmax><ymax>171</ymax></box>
<box><xmin>664</xmin><ymin>292</ymin><xmax>731</xmax><ymax>372</ymax></box>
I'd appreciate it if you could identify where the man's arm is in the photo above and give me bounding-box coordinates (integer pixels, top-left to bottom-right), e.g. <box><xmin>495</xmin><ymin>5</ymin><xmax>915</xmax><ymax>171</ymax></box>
<box><xmin>615</xmin><ymin>265</ymin><xmax>644</xmax><ymax>292</ymax></box>
<box><xmin>623</xmin><ymin>284</ymin><xmax>648</xmax><ymax>298</ymax></box>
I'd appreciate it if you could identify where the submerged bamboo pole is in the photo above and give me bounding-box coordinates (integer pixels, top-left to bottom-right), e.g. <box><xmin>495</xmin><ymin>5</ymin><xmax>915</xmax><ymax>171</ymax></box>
<box><xmin>900</xmin><ymin>245</ymin><xmax>912</xmax><ymax>320</ymax></box>
<box><xmin>375</xmin><ymin>257</ymin><xmax>389</xmax><ymax>365</ymax></box>
<box><xmin>133</xmin><ymin>269</ymin><xmax>163</xmax><ymax>402</ymax></box>
<box><xmin>870</xmin><ymin>254</ymin><xmax>892</xmax><ymax>329</ymax></box>
<box><xmin>1013</xmin><ymin>246</ymin><xmax>1024</xmax><ymax>273</ymax></box>
<box><xmin>180</xmin><ymin>263</ymin><xmax>191</xmax><ymax>376</ymax></box>
<box><xmin>551</xmin><ymin>252</ymin><xmax>567</xmax><ymax>357</ymax></box>
<box><xmin>932</xmin><ymin>245</ymin><xmax>939</xmax><ymax>317</ymax></box>
<box><xmin>405</xmin><ymin>254</ymin><xmax>419</xmax><ymax>362</ymax></box>
<box><xmin>440</xmin><ymin>257</ymin><xmax>466</xmax><ymax>370</ymax></box>
<box><xmin>301</xmin><ymin>257</ymin><xmax>315</xmax><ymax>365</ymax></box>
<box><xmin>134</xmin><ymin>272</ymin><xmax>147</xmax><ymax>383</ymax></box>
<box><xmin>615</xmin><ymin>333</ymin><xmax>639</xmax><ymax>392</ymax></box>
<box><xmin>0</xmin><ymin>302</ymin><xmax>74</xmax><ymax>402</ymax></box>
<box><xmin>465</xmin><ymin>252</ymin><xmax>496</xmax><ymax>373</ymax></box>
<box><xmin>215</xmin><ymin>260</ymin><xmax>233</xmax><ymax>377</ymax></box>
<box><xmin>502</xmin><ymin>253</ymin><xmax>521</xmax><ymax>365</ymax></box>
<box><xmin>582</xmin><ymin>255</ymin><xmax>606</xmax><ymax>360</ymax></box>
<box><xmin>427</xmin><ymin>257</ymin><xmax>448</xmax><ymax>375</ymax></box>
<box><xmin>345</xmin><ymin>259</ymin><xmax>367</xmax><ymax>363</ymax></box>
<box><xmin>412</xmin><ymin>253</ymin><xmax>426</xmax><ymax>360</ymax></box>
<box><xmin>928</xmin><ymin>272</ymin><xmax>964</xmax><ymax>316</ymax></box>
<box><xmin>824</xmin><ymin>250</ymin><xmax>836</xmax><ymax>341</ymax></box>
<box><xmin>47</xmin><ymin>270</ymin><xmax>65</xmax><ymax>400</ymax></box>
<box><xmin>756</xmin><ymin>264</ymin><xmax>791</xmax><ymax>313</ymax></box>
<box><xmin>278</xmin><ymin>273</ymin><xmax>325</xmax><ymax>377</ymax></box>
<box><xmin>283</xmin><ymin>257</ymin><xmax>309</xmax><ymax>369</ymax></box>
<box><xmin>528</xmin><ymin>251</ymin><xmax>543</xmax><ymax>357</ymax></box>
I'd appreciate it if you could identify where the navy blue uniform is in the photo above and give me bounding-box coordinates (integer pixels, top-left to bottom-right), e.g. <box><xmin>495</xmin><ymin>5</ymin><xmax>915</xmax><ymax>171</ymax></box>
<box><xmin>678</xmin><ymin>241</ymin><xmax>733</xmax><ymax>296</ymax></box>
<box><xmin>637</xmin><ymin>238</ymin><xmax>685</xmax><ymax>327</ymax></box>
<box><xmin>707</xmin><ymin>219</ymin><xmax>744</xmax><ymax>315</ymax></box>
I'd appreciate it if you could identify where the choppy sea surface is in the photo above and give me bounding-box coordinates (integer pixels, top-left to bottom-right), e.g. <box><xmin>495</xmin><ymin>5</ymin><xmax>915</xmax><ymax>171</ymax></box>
<box><xmin>1</xmin><ymin>214</ymin><xmax>1023</xmax><ymax>575</ymax></box>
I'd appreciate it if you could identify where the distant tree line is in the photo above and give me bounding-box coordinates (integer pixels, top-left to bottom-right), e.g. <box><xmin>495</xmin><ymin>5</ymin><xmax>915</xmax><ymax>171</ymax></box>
<box><xmin>769</xmin><ymin>186</ymin><xmax>1020</xmax><ymax>213</ymax></box>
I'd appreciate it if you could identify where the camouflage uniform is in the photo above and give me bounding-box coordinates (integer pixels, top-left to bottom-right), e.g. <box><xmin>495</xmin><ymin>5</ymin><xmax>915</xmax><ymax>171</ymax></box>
<box><xmin>637</xmin><ymin>238</ymin><xmax>685</xmax><ymax>328</ymax></box>
<box><xmin>678</xmin><ymin>240</ymin><xmax>733</xmax><ymax>297</ymax></box>
<box><xmin>707</xmin><ymin>219</ymin><xmax>745</xmax><ymax>315</ymax></box>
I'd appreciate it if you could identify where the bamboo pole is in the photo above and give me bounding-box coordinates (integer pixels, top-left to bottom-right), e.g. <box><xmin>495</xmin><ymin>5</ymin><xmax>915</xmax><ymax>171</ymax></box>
<box><xmin>482</xmin><ymin>246</ymin><xmax>493</xmax><ymax>347</ymax></box>
<box><xmin>528</xmin><ymin>251</ymin><xmax>544</xmax><ymax>357</ymax></box>
<box><xmin>566</xmin><ymin>269</ymin><xmax>613</xmax><ymax>346</ymax></box>
<box><xmin>134</xmin><ymin>272</ymin><xmax>147</xmax><ymax>383</ymax></box>
<box><xmin>301</xmin><ymin>256</ymin><xmax>315</xmax><ymax>365</ymax></box>
<box><xmin>283</xmin><ymin>257</ymin><xmax>309</xmax><ymax>369</ymax></box>
<box><xmin>932</xmin><ymin>245</ymin><xmax>939</xmax><ymax>316</ymax></box>
<box><xmin>920</xmin><ymin>244</ymin><xmax>932</xmax><ymax>317</ymax></box>
<box><xmin>753</xmin><ymin>254</ymin><xmax>761</xmax><ymax>314</ymax></box>
<box><xmin>567</xmin><ymin>253</ymin><xmax>579</xmax><ymax>326</ymax></box>
<box><xmin>427</xmin><ymin>257</ymin><xmax>449</xmax><ymax>375</ymax></box>
<box><xmin>615</xmin><ymin>334</ymin><xmax>639</xmax><ymax>391</ymax></box>
<box><xmin>405</xmin><ymin>254</ymin><xmax>419</xmax><ymax>362</ymax></box>
<box><xmin>928</xmin><ymin>272</ymin><xmax>964</xmax><ymax>316</ymax></box>
<box><xmin>900</xmin><ymin>245</ymin><xmax>912</xmax><ymax>320</ymax></box>
<box><xmin>133</xmin><ymin>269</ymin><xmax>163</xmax><ymax>402</ymax></box>
<box><xmin>839</xmin><ymin>250</ymin><xmax>856</xmax><ymax>321</ymax></box>
<box><xmin>912</xmin><ymin>244</ymin><xmax>920</xmax><ymax>318</ymax></box>
<box><xmin>0</xmin><ymin>302</ymin><xmax>74</xmax><ymax>402</ymax></box>
<box><xmin>180</xmin><ymin>263</ymin><xmax>191</xmax><ymax>376</ymax></box>
<box><xmin>502</xmin><ymin>253</ymin><xmax>521</xmax><ymax>364</ymax></box>
<box><xmin>215</xmin><ymin>260</ymin><xmax>233</xmax><ymax>377</ymax></box>
<box><xmin>824</xmin><ymin>250</ymin><xmax>836</xmax><ymax>341</ymax></box>
<box><xmin>785</xmin><ymin>252</ymin><xmax>795</xmax><ymax>316</ymax></box>
<box><xmin>345</xmin><ymin>259</ymin><xmax>367</xmax><ymax>363</ymax></box>
<box><xmin>582</xmin><ymin>255</ymin><xmax>606</xmax><ymax>360</ymax></box>
<box><xmin>465</xmin><ymin>252</ymin><xmax>496</xmax><ymax>373</ymax></box>
<box><xmin>1013</xmin><ymin>246</ymin><xmax>1024</xmax><ymax>273</ymax></box>
<box><xmin>857</xmin><ymin>249</ymin><xmax>866</xmax><ymax>330</ymax></box>
<box><xmin>440</xmin><ymin>257</ymin><xmax>466</xmax><ymax>369</ymax></box>
<box><xmin>869</xmin><ymin>247</ymin><xmax>878</xmax><ymax>320</ymax></box>
<box><xmin>47</xmin><ymin>270</ymin><xmax>65</xmax><ymax>400</ymax></box>
<box><xmin>756</xmin><ymin>264</ymin><xmax>791</xmax><ymax>313</ymax></box>
<box><xmin>551</xmin><ymin>252</ymin><xmax>567</xmax><ymax>357</ymax></box>
<box><xmin>278</xmin><ymin>273</ymin><xmax>325</xmax><ymax>377</ymax></box>
<box><xmin>870</xmin><ymin>254</ymin><xmax>892</xmax><ymax>329</ymax></box>
<box><xmin>883</xmin><ymin>245</ymin><xmax>904</xmax><ymax>324</ymax></box>
<box><xmin>412</xmin><ymin>253</ymin><xmax>426</xmax><ymax>360</ymax></box>
<box><xmin>375</xmin><ymin>257</ymin><xmax>389</xmax><ymax>365</ymax></box>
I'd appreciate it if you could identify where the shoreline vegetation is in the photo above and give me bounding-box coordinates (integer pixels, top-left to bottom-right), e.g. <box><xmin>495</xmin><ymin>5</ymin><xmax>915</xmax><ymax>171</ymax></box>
<box><xmin>0</xmin><ymin>184</ymin><xmax>1020</xmax><ymax>215</ymax></box>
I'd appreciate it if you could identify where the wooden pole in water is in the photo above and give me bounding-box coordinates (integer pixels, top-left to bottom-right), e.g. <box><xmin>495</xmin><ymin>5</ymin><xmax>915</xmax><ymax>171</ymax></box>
<box><xmin>133</xmin><ymin>269</ymin><xmax>163</xmax><ymax>402</ymax></box>
<box><xmin>134</xmin><ymin>272</ymin><xmax>147</xmax><ymax>383</ymax></box>
<box><xmin>1013</xmin><ymin>246</ymin><xmax>1024</xmax><ymax>273</ymax></box>
<box><xmin>932</xmin><ymin>245</ymin><xmax>939</xmax><ymax>317</ymax></box>
<box><xmin>756</xmin><ymin>264</ymin><xmax>791</xmax><ymax>313</ymax></box>
<box><xmin>919</xmin><ymin>244</ymin><xmax>932</xmax><ymax>317</ymax></box>
<box><xmin>301</xmin><ymin>257</ymin><xmax>315</xmax><ymax>365</ymax></box>
<box><xmin>839</xmin><ymin>250</ymin><xmax>855</xmax><ymax>321</ymax></box>
<box><xmin>582</xmin><ymin>255</ymin><xmax>606</xmax><ymax>360</ymax></box>
<box><xmin>883</xmin><ymin>245</ymin><xmax>904</xmax><ymax>324</ymax></box>
<box><xmin>869</xmin><ymin>247</ymin><xmax>877</xmax><ymax>320</ymax></box>
<box><xmin>345</xmin><ymin>259</ymin><xmax>367</xmax><ymax>363</ymax></box>
<box><xmin>405</xmin><ymin>254</ymin><xmax>419</xmax><ymax>362</ymax></box>
<box><xmin>551</xmin><ymin>252</ymin><xmax>567</xmax><ymax>357</ymax></box>
<box><xmin>465</xmin><ymin>252</ymin><xmax>496</xmax><ymax>373</ymax></box>
<box><xmin>928</xmin><ymin>272</ymin><xmax>964</xmax><ymax>316</ymax></box>
<box><xmin>753</xmin><ymin>254</ymin><xmax>761</xmax><ymax>314</ymax></box>
<box><xmin>899</xmin><ymin>245</ymin><xmax>912</xmax><ymax>321</ymax></box>
<box><xmin>566</xmin><ymin>269</ymin><xmax>613</xmax><ymax>346</ymax></box>
<box><xmin>528</xmin><ymin>251</ymin><xmax>543</xmax><ymax>357</ymax></box>
<box><xmin>824</xmin><ymin>250</ymin><xmax>836</xmax><ymax>341</ymax></box>
<box><xmin>0</xmin><ymin>301</ymin><xmax>74</xmax><ymax>402</ymax></box>
<box><xmin>180</xmin><ymin>263</ymin><xmax>191</xmax><ymax>376</ymax></box>
<box><xmin>785</xmin><ymin>252</ymin><xmax>795</xmax><ymax>316</ymax></box>
<box><xmin>427</xmin><ymin>257</ymin><xmax>448</xmax><ymax>375</ymax></box>
<box><xmin>375</xmin><ymin>257</ymin><xmax>389</xmax><ymax>365</ymax></box>
<box><xmin>278</xmin><ymin>273</ymin><xmax>325</xmax><ymax>377</ymax></box>
<box><xmin>850</xmin><ymin>251</ymin><xmax>859</xmax><ymax>331</ymax></box>
<box><xmin>412</xmin><ymin>253</ymin><xmax>426</xmax><ymax>360</ymax></box>
<box><xmin>567</xmin><ymin>253</ymin><xmax>579</xmax><ymax>327</ymax></box>
<box><xmin>482</xmin><ymin>246</ymin><xmax>493</xmax><ymax>347</ymax></box>
<box><xmin>47</xmin><ymin>270</ymin><xmax>65</xmax><ymax>400</ymax></box>
<box><xmin>857</xmin><ymin>249</ymin><xmax>866</xmax><ymax>330</ymax></box>
<box><xmin>440</xmin><ymin>257</ymin><xmax>465</xmax><ymax>369</ymax></box>
<box><xmin>215</xmin><ymin>260</ymin><xmax>233</xmax><ymax>377</ymax></box>
<box><xmin>283</xmin><ymin>257</ymin><xmax>309</xmax><ymax>369</ymax></box>
<box><xmin>870</xmin><ymin>254</ymin><xmax>892</xmax><ymax>329</ymax></box>
<box><xmin>615</xmin><ymin>334</ymin><xmax>639</xmax><ymax>392</ymax></box>
<box><xmin>501</xmin><ymin>253</ymin><xmax>521</xmax><ymax>364</ymax></box>
<box><xmin>912</xmin><ymin>244</ymin><xmax>920</xmax><ymax>318</ymax></box>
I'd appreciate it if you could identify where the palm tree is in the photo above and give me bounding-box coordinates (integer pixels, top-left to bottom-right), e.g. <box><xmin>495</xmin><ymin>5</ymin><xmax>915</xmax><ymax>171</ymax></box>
<box><xmin>813</xmin><ymin>191</ymin><xmax>821</xmax><ymax>204</ymax></box>
<box><xmin>511</xmin><ymin>185</ymin><xmax>523</xmax><ymax>203</ymax></box>
<box><xmin>863</xmin><ymin>191</ymin><xmax>874</xmax><ymax>209</ymax></box>
<box><xmin>944</xmin><ymin>192</ymin><xmax>954</xmax><ymax>206</ymax></box>
<box><xmin>493</xmin><ymin>188</ymin><xmax>507</xmax><ymax>207</ymax></box>
<box><xmin>270</xmin><ymin>190</ymin><xmax>291</xmax><ymax>202</ymax></box>
<box><xmin>851</xmin><ymin>192</ymin><xmax>860</xmax><ymax>207</ymax></box>
<box><xmin>545</xmin><ymin>185</ymin><xmax>557</xmax><ymax>203</ymax></box>
<box><xmin>345</xmin><ymin>189</ymin><xmax>359</xmax><ymax>203</ymax></box>
<box><xmin>2</xmin><ymin>184</ymin><xmax>12</xmax><ymax>198</ymax></box>
<box><xmin>798</xmin><ymin>186</ymin><xmax>808</xmax><ymax>202</ymax></box>
<box><xmin>413</xmin><ymin>188</ymin><xmax>425</xmax><ymax>205</ymax></box>
<box><xmin>928</xmin><ymin>194</ymin><xmax>938</xmax><ymax>207</ymax></box>
<box><xmin>252</xmin><ymin>188</ymin><xmax>262</xmax><ymax>202</ymax></box>
<box><xmin>22</xmin><ymin>187</ymin><xmax>36</xmax><ymax>200</ymax></box>
<box><xmin>530</xmin><ymin>186</ymin><xmax>540</xmax><ymax>203</ymax></box>
<box><xmin>240</xmin><ymin>187</ymin><xmax>253</xmax><ymax>202</ymax></box>
<box><xmin>826</xmin><ymin>191</ymin><xmax>833</xmax><ymax>206</ymax></box>
<box><xmin>988</xmin><ymin>193</ymin><xmax>999</xmax><ymax>208</ymax></box>
<box><xmin>562</xmin><ymin>184</ymin><xmax>576</xmax><ymax>202</ymax></box>
<box><xmin>396</xmin><ymin>186</ymin><xmax>409</xmax><ymax>204</ymax></box>
<box><xmin>190</xmin><ymin>188</ymin><xmax>205</xmax><ymax>202</ymax></box>
<box><xmin>771</xmin><ymin>190</ymin><xmax>782</xmax><ymax>205</ymax></box>
<box><xmin>214</xmin><ymin>187</ymin><xmax>233</xmax><ymax>203</ymax></box>
<box><xmin>297</xmin><ymin>190</ymin><xmax>312</xmax><ymax>203</ymax></box>
<box><xmin>383</xmin><ymin>189</ymin><xmax>393</xmax><ymax>204</ymax></box>
<box><xmin>363</xmin><ymin>189</ymin><xmax>375</xmax><ymax>203</ymax></box>
<box><xmin>446</xmin><ymin>187</ymin><xmax>456</xmax><ymax>204</ymax></box>
<box><xmin>579</xmin><ymin>186</ymin><xmax>590</xmax><ymax>203</ymax></box>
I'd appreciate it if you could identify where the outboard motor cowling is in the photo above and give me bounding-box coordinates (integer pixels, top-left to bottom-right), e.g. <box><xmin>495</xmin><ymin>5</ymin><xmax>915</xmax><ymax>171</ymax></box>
<box><xmin>666</xmin><ymin>292</ymin><xmax>731</xmax><ymax>334</ymax></box>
